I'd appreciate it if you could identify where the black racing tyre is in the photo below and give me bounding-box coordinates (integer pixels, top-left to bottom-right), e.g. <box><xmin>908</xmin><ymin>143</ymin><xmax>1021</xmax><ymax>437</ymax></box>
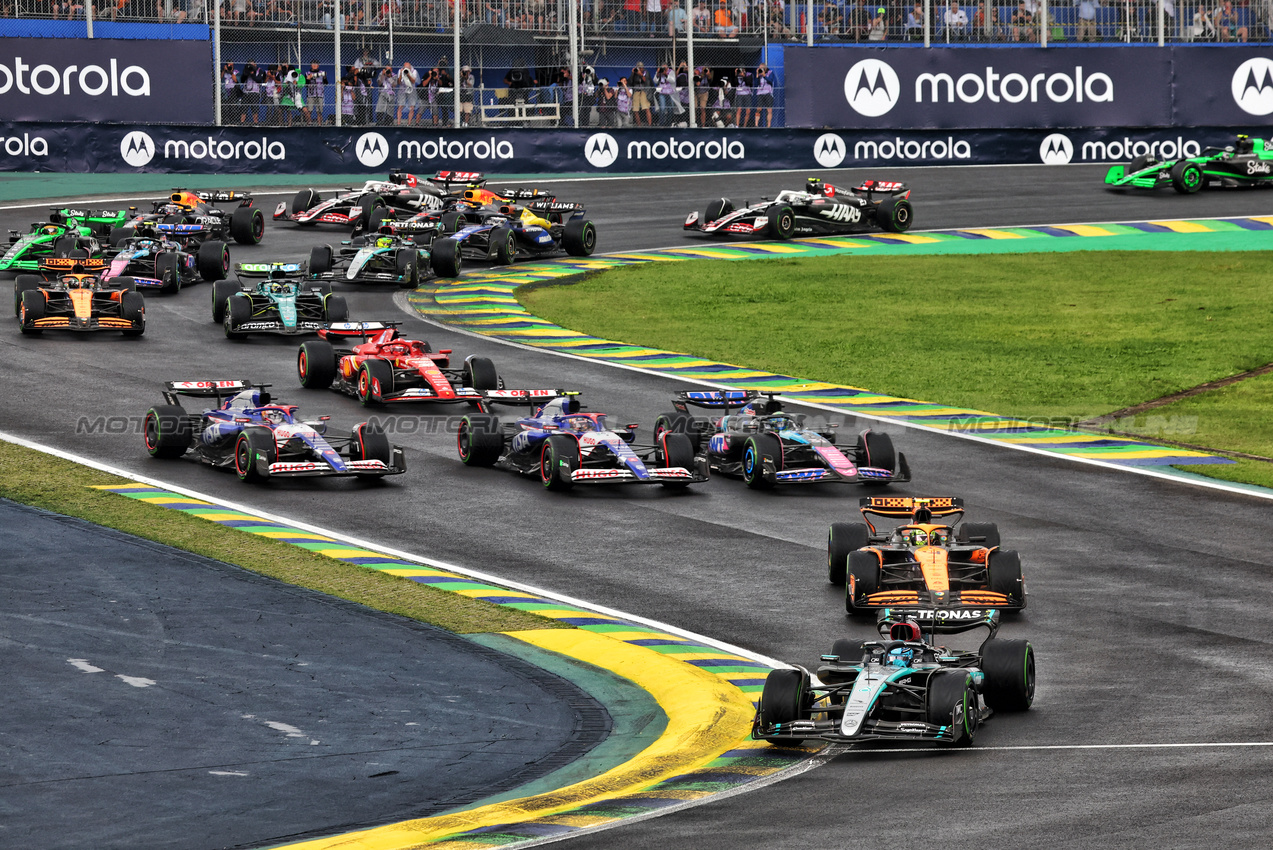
<box><xmin>431</xmin><ymin>237</ymin><xmax>463</xmax><ymax>278</ymax></box>
<box><xmin>155</xmin><ymin>252</ymin><xmax>182</xmax><ymax>294</ymax></box>
<box><xmin>211</xmin><ymin>279</ymin><xmax>239</xmax><ymax>323</ymax></box>
<box><xmin>394</xmin><ymin>248</ymin><xmax>420</xmax><ymax>289</ymax></box>
<box><xmin>563</xmin><ymin>218</ymin><xmax>598</xmax><ymax>257</ymax></box>
<box><xmin>109</xmin><ymin>226</ymin><xmax>131</xmax><ymax>247</ymax></box>
<box><xmin>349</xmin><ymin>421</ymin><xmax>393</xmax><ymax>476</ymax></box>
<box><xmin>19</xmin><ymin>289</ymin><xmax>45</xmax><ymax>333</ymax></box>
<box><xmin>357</xmin><ymin>197</ymin><xmax>388</xmax><ymax>230</ymax></box>
<box><xmin>324</xmin><ymin>294</ymin><xmax>348</xmax><ymax>323</ymax></box>
<box><xmin>224</xmin><ymin>294</ymin><xmax>251</xmax><ymax>339</ymax></box>
<box><xmin>767</xmin><ymin>204</ymin><xmax>795</xmax><ymax>240</ymax></box>
<box><xmin>462</xmin><ymin>356</ymin><xmax>499</xmax><ymax>391</ymax></box>
<box><xmin>309</xmin><ymin>281</ymin><xmax>333</xmax><ymax>297</ymax></box>
<box><xmin>119</xmin><ymin>291</ymin><xmax>146</xmax><ymax>337</ymax></box>
<box><xmin>742</xmin><ymin>432</ymin><xmax>782</xmax><ymax>490</ymax></box>
<box><xmin>830</xmin><ymin>637</ymin><xmax>861</xmax><ymax>662</ymax></box>
<box><xmin>980</xmin><ymin>638</ymin><xmax>1036</xmax><ymax>712</ymax></box>
<box><xmin>350</xmin><ymin>235</ymin><xmax>370</xmax><ymax>248</ymax></box>
<box><xmin>143</xmin><ymin>404</ymin><xmax>192</xmax><ymax>458</ymax></box>
<box><xmin>1128</xmin><ymin>154</ymin><xmax>1155</xmax><ymax>174</ymax></box>
<box><xmin>491</xmin><ymin>226</ymin><xmax>517</xmax><ymax>265</ymax></box>
<box><xmin>196</xmin><ymin>240</ymin><xmax>229</xmax><ymax>281</ymax></box>
<box><xmin>657</xmin><ymin>432</ymin><xmax>695</xmax><ymax>489</ymax></box>
<box><xmin>856</xmin><ymin>429</ymin><xmax>896</xmax><ymax>476</ymax></box>
<box><xmin>987</xmin><ymin>549</ymin><xmax>1024</xmax><ymax>604</ymax></box>
<box><xmin>298</xmin><ymin>340</ymin><xmax>337</xmax><ymax>389</ymax></box>
<box><xmin>845</xmin><ymin>550</ymin><xmax>880</xmax><ymax>615</ymax></box>
<box><xmin>877</xmin><ymin>197</ymin><xmax>913</xmax><ymax>233</ymax></box>
<box><xmin>756</xmin><ymin>668</ymin><xmax>808</xmax><ymax>744</ymax></box>
<box><xmin>308</xmin><ymin>244</ymin><xmax>334</xmax><ymax>275</ymax></box>
<box><xmin>926</xmin><ymin>670</ymin><xmax>978</xmax><ymax>747</ymax></box>
<box><xmin>291</xmin><ymin>188</ymin><xmax>320</xmax><ymax>215</ymax></box>
<box><xmin>14</xmin><ymin>274</ymin><xmax>41</xmax><ymax>316</ymax></box>
<box><xmin>705</xmin><ymin>198</ymin><xmax>734</xmax><ymax>222</ymax></box>
<box><xmin>828</xmin><ymin>521</ymin><xmax>870</xmax><ymax>585</ymax></box>
<box><xmin>652</xmin><ymin>412</ymin><xmax>704</xmax><ymax>451</ymax></box>
<box><xmin>234</xmin><ymin>428</ymin><xmax>275</xmax><ymax>483</ymax></box>
<box><xmin>110</xmin><ymin>276</ymin><xmax>138</xmax><ymax>293</ymax></box>
<box><xmin>440</xmin><ymin>211</ymin><xmax>468</xmax><ymax>233</ymax></box>
<box><xmin>1170</xmin><ymin>160</ymin><xmax>1203</xmax><ymax>194</ymax></box>
<box><xmin>540</xmin><ymin>434</ymin><xmax>579</xmax><ymax>491</ymax></box>
<box><xmin>357</xmin><ymin>358</ymin><xmax>393</xmax><ymax>405</ymax></box>
<box><xmin>230</xmin><ymin>205</ymin><xmax>265</xmax><ymax>244</ymax></box>
<box><xmin>458</xmin><ymin>414</ymin><xmax>504</xmax><ymax>466</ymax></box>
<box><xmin>957</xmin><ymin>521</ymin><xmax>1001</xmax><ymax>549</ymax></box>
<box><xmin>53</xmin><ymin>235</ymin><xmax>77</xmax><ymax>257</ymax></box>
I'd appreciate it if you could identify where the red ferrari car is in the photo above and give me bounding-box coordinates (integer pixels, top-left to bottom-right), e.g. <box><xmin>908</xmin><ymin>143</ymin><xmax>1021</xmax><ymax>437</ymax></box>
<box><xmin>296</xmin><ymin>321</ymin><xmax>500</xmax><ymax>405</ymax></box>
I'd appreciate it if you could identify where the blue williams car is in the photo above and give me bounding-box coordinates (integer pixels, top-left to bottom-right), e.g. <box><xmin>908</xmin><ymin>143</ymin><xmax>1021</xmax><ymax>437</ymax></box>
<box><xmin>457</xmin><ymin>393</ymin><xmax>707</xmax><ymax>491</ymax></box>
<box><xmin>143</xmin><ymin>379</ymin><xmax>405</xmax><ymax>483</ymax></box>
<box><xmin>429</xmin><ymin>197</ymin><xmax>597</xmax><ymax>277</ymax></box>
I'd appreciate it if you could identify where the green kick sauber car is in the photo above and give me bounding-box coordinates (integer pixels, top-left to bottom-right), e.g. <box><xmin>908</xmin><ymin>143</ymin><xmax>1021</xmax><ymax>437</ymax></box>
<box><xmin>1104</xmin><ymin>135</ymin><xmax>1273</xmax><ymax>194</ymax></box>
<box><xmin>1</xmin><ymin>208</ymin><xmax>135</xmax><ymax>272</ymax></box>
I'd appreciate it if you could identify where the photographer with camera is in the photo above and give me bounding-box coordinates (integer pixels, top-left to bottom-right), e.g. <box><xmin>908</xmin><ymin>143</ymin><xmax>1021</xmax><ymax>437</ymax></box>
<box><xmin>397</xmin><ymin>61</ymin><xmax>420</xmax><ymax>125</ymax></box>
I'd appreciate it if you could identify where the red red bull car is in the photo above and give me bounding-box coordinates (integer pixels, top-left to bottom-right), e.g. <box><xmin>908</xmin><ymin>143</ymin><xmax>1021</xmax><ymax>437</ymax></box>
<box><xmin>685</xmin><ymin>177</ymin><xmax>913</xmax><ymax>239</ymax></box>
<box><xmin>296</xmin><ymin>321</ymin><xmax>501</xmax><ymax>405</ymax></box>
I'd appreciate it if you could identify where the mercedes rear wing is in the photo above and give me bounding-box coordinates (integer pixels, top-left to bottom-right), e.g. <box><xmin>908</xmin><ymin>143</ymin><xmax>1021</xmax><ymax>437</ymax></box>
<box><xmin>876</xmin><ymin>606</ymin><xmax>1001</xmax><ymax>636</ymax></box>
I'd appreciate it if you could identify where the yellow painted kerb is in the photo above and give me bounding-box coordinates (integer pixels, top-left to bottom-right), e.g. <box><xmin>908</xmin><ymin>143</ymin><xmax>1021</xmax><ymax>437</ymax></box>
<box><xmin>273</xmin><ymin>628</ymin><xmax>757</xmax><ymax>850</ymax></box>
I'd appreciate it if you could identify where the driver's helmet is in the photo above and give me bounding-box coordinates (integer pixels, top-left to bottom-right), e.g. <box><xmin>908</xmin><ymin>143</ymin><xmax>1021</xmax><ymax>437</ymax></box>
<box><xmin>1236</xmin><ymin>135</ymin><xmax>1255</xmax><ymax>154</ymax></box>
<box><xmin>907</xmin><ymin>529</ymin><xmax>929</xmax><ymax>546</ymax></box>
<box><xmin>806</xmin><ymin>177</ymin><xmax>824</xmax><ymax>194</ymax></box>
<box><xmin>765</xmin><ymin>415</ymin><xmax>795</xmax><ymax>432</ymax></box>
<box><xmin>375</xmin><ymin>235</ymin><xmax>394</xmax><ymax>249</ymax></box>
<box><xmin>928</xmin><ymin>528</ymin><xmax>947</xmax><ymax>546</ymax></box>
<box><xmin>384</xmin><ymin>342</ymin><xmax>411</xmax><ymax>357</ymax></box>
<box><xmin>887</xmin><ymin>646</ymin><xmax>914</xmax><ymax>669</ymax></box>
<box><xmin>261</xmin><ymin>408</ymin><xmax>287</xmax><ymax>424</ymax></box>
<box><xmin>63</xmin><ymin>276</ymin><xmax>86</xmax><ymax>289</ymax></box>
<box><xmin>565</xmin><ymin>415</ymin><xmax>592</xmax><ymax>433</ymax></box>
<box><xmin>41</xmin><ymin>224</ymin><xmax>61</xmax><ymax>235</ymax></box>
<box><xmin>269</xmin><ymin>281</ymin><xmax>288</xmax><ymax>293</ymax></box>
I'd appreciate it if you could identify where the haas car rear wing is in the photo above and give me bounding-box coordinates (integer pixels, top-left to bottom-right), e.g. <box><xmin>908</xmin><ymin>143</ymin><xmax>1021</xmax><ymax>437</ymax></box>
<box><xmin>161</xmin><ymin>379</ymin><xmax>265</xmax><ymax>405</ymax></box>
<box><xmin>427</xmin><ymin>170</ymin><xmax>486</xmax><ymax>190</ymax></box>
<box><xmin>851</xmin><ymin>180</ymin><xmax>910</xmax><ymax>199</ymax></box>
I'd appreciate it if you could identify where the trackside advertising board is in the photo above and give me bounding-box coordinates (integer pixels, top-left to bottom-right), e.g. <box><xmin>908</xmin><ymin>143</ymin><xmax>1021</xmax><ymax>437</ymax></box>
<box><xmin>0</xmin><ymin>123</ymin><xmax>1261</xmax><ymax>173</ymax></box>
<box><xmin>785</xmin><ymin>46</ymin><xmax>1273</xmax><ymax>130</ymax></box>
<box><xmin>0</xmin><ymin>38</ymin><xmax>213</xmax><ymax>124</ymax></box>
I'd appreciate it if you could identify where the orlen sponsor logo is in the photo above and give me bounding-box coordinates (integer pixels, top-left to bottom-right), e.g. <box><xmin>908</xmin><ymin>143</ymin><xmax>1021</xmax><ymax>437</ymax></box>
<box><xmin>397</xmin><ymin>136</ymin><xmax>515</xmax><ymax>160</ymax></box>
<box><xmin>0</xmin><ymin>132</ymin><xmax>48</xmax><ymax>156</ymax></box>
<box><xmin>0</xmin><ymin>57</ymin><xmax>151</xmax><ymax>97</ymax></box>
<box><xmin>853</xmin><ymin>136</ymin><xmax>971</xmax><ymax>161</ymax></box>
<box><xmin>1080</xmin><ymin>136</ymin><xmax>1203</xmax><ymax>162</ymax></box>
<box><xmin>916</xmin><ymin>66</ymin><xmax>1113</xmax><ymax>105</ymax></box>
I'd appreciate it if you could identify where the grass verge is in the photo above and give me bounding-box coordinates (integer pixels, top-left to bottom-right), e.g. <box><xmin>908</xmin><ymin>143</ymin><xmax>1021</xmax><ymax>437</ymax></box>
<box><xmin>0</xmin><ymin>440</ymin><xmax>565</xmax><ymax>635</ymax></box>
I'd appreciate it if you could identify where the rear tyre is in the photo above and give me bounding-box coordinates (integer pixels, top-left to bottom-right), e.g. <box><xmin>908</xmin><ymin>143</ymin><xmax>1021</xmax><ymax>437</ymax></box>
<box><xmin>357</xmin><ymin>359</ymin><xmax>393</xmax><ymax>405</ymax></box>
<box><xmin>657</xmin><ymin>433</ymin><xmax>695</xmax><ymax>489</ymax></box>
<box><xmin>431</xmin><ymin>237</ymin><xmax>463</xmax><ymax>278</ymax></box>
<box><xmin>987</xmin><ymin>548</ymin><xmax>1024</xmax><ymax>605</ymax></box>
<box><xmin>196</xmin><ymin>240</ymin><xmax>229</xmax><ymax>280</ymax></box>
<box><xmin>234</xmin><ymin>428</ymin><xmax>276</xmax><ymax>482</ymax></box>
<box><xmin>298</xmin><ymin>340</ymin><xmax>337</xmax><ymax>388</ymax></box>
<box><xmin>980</xmin><ymin>638</ymin><xmax>1035</xmax><ymax>712</ymax></box>
<box><xmin>440</xmin><ymin>211</ymin><xmax>467</xmax><ymax>233</ymax></box>
<box><xmin>491</xmin><ymin>226</ymin><xmax>517</xmax><ymax>265</ymax></box>
<box><xmin>53</xmin><ymin>235</ymin><xmax>77</xmax><ymax>257</ymax></box>
<box><xmin>705</xmin><ymin>198</ymin><xmax>734</xmax><ymax>222</ymax></box>
<box><xmin>109</xmin><ymin>226</ymin><xmax>131</xmax><ymax>247</ymax></box>
<box><xmin>926</xmin><ymin>670</ymin><xmax>978</xmax><ymax>747</ymax></box>
<box><xmin>829</xmin><ymin>637</ymin><xmax>861</xmax><ymax>662</ymax></box>
<box><xmin>349</xmin><ymin>421</ymin><xmax>393</xmax><ymax>477</ymax></box>
<box><xmin>224</xmin><ymin>294</ymin><xmax>250</xmax><ymax>339</ymax></box>
<box><xmin>563</xmin><ymin>219</ymin><xmax>598</xmax><ymax>256</ymax></box>
<box><xmin>291</xmin><ymin>188</ymin><xmax>320</xmax><ymax>215</ymax></box>
<box><xmin>308</xmin><ymin>244</ymin><xmax>334</xmax><ymax>275</ymax></box>
<box><xmin>324</xmin><ymin>294</ymin><xmax>348</xmax><ymax>323</ymax></box>
<box><xmin>828</xmin><ymin>521</ymin><xmax>870</xmax><ymax>585</ymax></box>
<box><xmin>1170</xmin><ymin>161</ymin><xmax>1203</xmax><ymax>194</ymax></box>
<box><xmin>14</xmin><ymin>274</ymin><xmax>41</xmax><ymax>316</ymax></box>
<box><xmin>756</xmin><ymin>668</ymin><xmax>808</xmax><ymax>744</ymax></box>
<box><xmin>767</xmin><ymin>204</ymin><xmax>795</xmax><ymax>240</ymax></box>
<box><xmin>143</xmin><ymin>405</ymin><xmax>192</xmax><ymax>458</ymax></box>
<box><xmin>230</xmin><ymin>206</ymin><xmax>266</xmax><ymax>244</ymax></box>
<box><xmin>845</xmin><ymin>550</ymin><xmax>880</xmax><ymax>615</ymax></box>
<box><xmin>540</xmin><ymin>434</ymin><xmax>579</xmax><ymax>491</ymax></box>
<box><xmin>742</xmin><ymin>433</ymin><xmax>782</xmax><ymax>489</ymax></box>
<box><xmin>19</xmin><ymin>289</ymin><xmax>45</xmax><ymax>334</ymax></box>
<box><xmin>120</xmin><ymin>291</ymin><xmax>146</xmax><ymax>336</ymax></box>
<box><xmin>957</xmin><ymin>521</ymin><xmax>1001</xmax><ymax>549</ymax></box>
<box><xmin>462</xmin><ymin>356</ymin><xmax>499</xmax><ymax>391</ymax></box>
<box><xmin>877</xmin><ymin>197</ymin><xmax>913</xmax><ymax>233</ymax></box>
<box><xmin>211</xmin><ymin>279</ymin><xmax>239</xmax><ymax>323</ymax></box>
<box><xmin>394</xmin><ymin>248</ymin><xmax>420</xmax><ymax>289</ymax></box>
<box><xmin>357</xmin><ymin>197</ymin><xmax>387</xmax><ymax>230</ymax></box>
<box><xmin>111</xmin><ymin>276</ymin><xmax>138</xmax><ymax>293</ymax></box>
<box><xmin>856</xmin><ymin>429</ymin><xmax>896</xmax><ymax>475</ymax></box>
<box><xmin>652</xmin><ymin>412</ymin><xmax>704</xmax><ymax>452</ymax></box>
<box><xmin>155</xmin><ymin>252</ymin><xmax>182</xmax><ymax>294</ymax></box>
<box><xmin>458</xmin><ymin>414</ymin><xmax>503</xmax><ymax>466</ymax></box>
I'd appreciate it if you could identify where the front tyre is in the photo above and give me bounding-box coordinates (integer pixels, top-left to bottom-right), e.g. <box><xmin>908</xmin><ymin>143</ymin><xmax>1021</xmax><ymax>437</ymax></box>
<box><xmin>298</xmin><ymin>340</ymin><xmax>337</xmax><ymax>388</ymax></box>
<box><xmin>143</xmin><ymin>405</ymin><xmax>192</xmax><ymax>458</ymax></box>
<box><xmin>1170</xmin><ymin>161</ymin><xmax>1203</xmax><ymax>194</ymax></box>
<box><xmin>742</xmin><ymin>433</ymin><xmax>782</xmax><ymax>489</ymax></box>
<box><xmin>926</xmin><ymin>670</ymin><xmax>978</xmax><ymax>747</ymax></box>
<box><xmin>827</xmin><ymin>521</ymin><xmax>870</xmax><ymax>585</ymax></box>
<box><xmin>458</xmin><ymin>414</ymin><xmax>503</xmax><ymax>466</ymax></box>
<box><xmin>234</xmin><ymin>428</ymin><xmax>276</xmax><ymax>482</ymax></box>
<box><xmin>845</xmin><ymin>550</ymin><xmax>880</xmax><ymax>616</ymax></box>
<box><xmin>755</xmin><ymin>668</ymin><xmax>809</xmax><ymax>745</ymax></box>
<box><xmin>230</xmin><ymin>205</ymin><xmax>266</xmax><ymax>244</ymax></box>
<box><xmin>196</xmin><ymin>240</ymin><xmax>230</xmax><ymax>281</ymax></box>
<box><xmin>766</xmin><ymin>204</ymin><xmax>795</xmax><ymax>240</ymax></box>
<box><xmin>657</xmin><ymin>432</ymin><xmax>696</xmax><ymax>489</ymax></box>
<box><xmin>357</xmin><ymin>359</ymin><xmax>393</xmax><ymax>405</ymax></box>
<box><xmin>491</xmin><ymin>226</ymin><xmax>517</xmax><ymax>265</ymax></box>
<box><xmin>431</xmin><ymin>238</ymin><xmax>463</xmax><ymax>278</ymax></box>
<box><xmin>540</xmin><ymin>434</ymin><xmax>579</xmax><ymax>491</ymax></box>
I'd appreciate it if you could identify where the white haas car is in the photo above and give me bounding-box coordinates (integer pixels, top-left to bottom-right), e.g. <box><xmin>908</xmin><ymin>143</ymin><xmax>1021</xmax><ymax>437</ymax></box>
<box><xmin>685</xmin><ymin>177</ymin><xmax>913</xmax><ymax>240</ymax></box>
<box><xmin>275</xmin><ymin>170</ymin><xmax>480</xmax><ymax>231</ymax></box>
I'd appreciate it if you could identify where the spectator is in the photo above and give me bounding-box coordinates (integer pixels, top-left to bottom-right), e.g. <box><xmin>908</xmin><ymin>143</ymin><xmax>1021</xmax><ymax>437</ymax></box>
<box><xmin>459</xmin><ymin>65</ymin><xmax>476</xmax><ymax>126</ymax></box>
<box><xmin>376</xmin><ymin>66</ymin><xmax>397</xmax><ymax>125</ymax></box>
<box><xmin>654</xmin><ymin>62</ymin><xmax>677</xmax><ymax>124</ymax></box>
<box><xmin>222</xmin><ymin>63</ymin><xmax>241</xmax><ymax>125</ymax></box>
<box><xmin>597</xmin><ymin>79</ymin><xmax>617</xmax><ymax>126</ymax></box>
<box><xmin>906</xmin><ymin>0</ymin><xmax>925</xmax><ymax>37</ymax></box>
<box><xmin>397</xmin><ymin>62</ymin><xmax>420</xmax><ymax>124</ymax></box>
<box><xmin>1010</xmin><ymin>0</ymin><xmax>1035</xmax><ymax>39</ymax></box>
<box><xmin>308</xmin><ymin>62</ymin><xmax>328</xmax><ymax>125</ymax></box>
<box><xmin>340</xmin><ymin>75</ymin><xmax>356</xmax><ymax>123</ymax></box>
<box><xmin>484</xmin><ymin>0</ymin><xmax>504</xmax><ymax>24</ymax></box>
<box><xmin>695</xmin><ymin>65</ymin><xmax>711</xmax><ymax>127</ymax></box>
<box><xmin>261</xmin><ymin>70</ymin><xmax>279</xmax><ymax>125</ymax></box>
<box><xmin>504</xmin><ymin>62</ymin><xmax>535</xmax><ymax>90</ymax></box>
<box><xmin>732</xmin><ymin>0</ymin><xmax>749</xmax><ymax>32</ymax></box>
<box><xmin>616</xmin><ymin>78</ymin><xmax>633</xmax><ymax>126</ymax></box>
<box><xmin>1215</xmin><ymin>0</ymin><xmax>1247</xmax><ymax>40</ymax></box>
<box><xmin>630</xmin><ymin>62</ymin><xmax>653</xmax><ymax>125</ymax></box>
<box><xmin>715</xmin><ymin>0</ymin><xmax>740</xmax><ymax>33</ymax></box>
<box><xmin>693</xmin><ymin>0</ymin><xmax>711</xmax><ymax>29</ymax></box>
<box><xmin>645</xmin><ymin>0</ymin><xmax>664</xmax><ymax>31</ymax></box>
<box><xmin>733</xmin><ymin>65</ymin><xmax>752</xmax><ymax>127</ymax></box>
<box><xmin>867</xmin><ymin>4</ymin><xmax>887</xmax><ymax>38</ymax></box>
<box><xmin>820</xmin><ymin>0</ymin><xmax>841</xmax><ymax>33</ymax></box>
<box><xmin>754</xmin><ymin>61</ymin><xmax>775</xmax><ymax>127</ymax></box>
<box><xmin>1191</xmin><ymin>3</ymin><xmax>1216</xmax><ymax>38</ymax></box>
<box><xmin>944</xmin><ymin>0</ymin><xmax>969</xmax><ymax>37</ymax></box>
<box><xmin>675</xmin><ymin>61</ymin><xmax>691</xmax><ymax>124</ymax></box>
<box><xmin>767</xmin><ymin>0</ymin><xmax>792</xmax><ymax>36</ymax></box>
<box><xmin>239</xmin><ymin>62</ymin><xmax>262</xmax><ymax>125</ymax></box>
<box><xmin>55</xmin><ymin>0</ymin><xmax>85</xmax><ymax>18</ymax></box>
<box><xmin>278</xmin><ymin>66</ymin><xmax>299</xmax><ymax>127</ymax></box>
<box><xmin>667</xmin><ymin>0</ymin><xmax>688</xmax><ymax>32</ymax></box>
<box><xmin>1076</xmin><ymin>0</ymin><xmax>1099</xmax><ymax>40</ymax></box>
<box><xmin>709</xmin><ymin>77</ymin><xmax>731</xmax><ymax>125</ymax></box>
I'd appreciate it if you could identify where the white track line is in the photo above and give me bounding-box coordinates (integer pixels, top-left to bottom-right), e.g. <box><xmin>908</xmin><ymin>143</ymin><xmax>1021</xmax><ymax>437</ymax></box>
<box><xmin>0</xmin><ymin>429</ymin><xmax>785</xmax><ymax>670</ymax></box>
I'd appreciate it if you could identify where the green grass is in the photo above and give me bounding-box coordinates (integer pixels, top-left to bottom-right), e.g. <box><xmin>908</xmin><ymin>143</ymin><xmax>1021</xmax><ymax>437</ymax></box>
<box><xmin>521</xmin><ymin>251</ymin><xmax>1273</xmax><ymax>488</ymax></box>
<box><xmin>0</xmin><ymin>441</ymin><xmax>565</xmax><ymax>635</ymax></box>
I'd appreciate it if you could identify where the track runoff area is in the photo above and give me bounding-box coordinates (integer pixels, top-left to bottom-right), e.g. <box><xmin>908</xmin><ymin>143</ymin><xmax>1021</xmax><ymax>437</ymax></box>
<box><xmin>2</xmin><ymin>165</ymin><xmax>1273</xmax><ymax>850</ymax></box>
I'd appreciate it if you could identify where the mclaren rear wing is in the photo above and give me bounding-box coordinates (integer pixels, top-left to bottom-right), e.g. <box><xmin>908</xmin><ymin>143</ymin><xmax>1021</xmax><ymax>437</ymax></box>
<box><xmin>37</xmin><ymin>256</ymin><xmax>110</xmax><ymax>276</ymax></box>
<box><xmin>859</xmin><ymin>496</ymin><xmax>964</xmax><ymax>532</ymax></box>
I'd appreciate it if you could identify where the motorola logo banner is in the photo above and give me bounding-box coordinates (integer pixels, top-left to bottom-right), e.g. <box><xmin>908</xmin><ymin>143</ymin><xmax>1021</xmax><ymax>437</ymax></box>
<box><xmin>813</xmin><ymin>133</ymin><xmax>847</xmax><ymax>168</ymax></box>
<box><xmin>1232</xmin><ymin>58</ymin><xmax>1273</xmax><ymax>116</ymax></box>
<box><xmin>584</xmin><ymin>132</ymin><xmax>619</xmax><ymax>168</ymax></box>
<box><xmin>1039</xmin><ymin>133</ymin><xmax>1074</xmax><ymax>165</ymax></box>
<box><xmin>120</xmin><ymin>130</ymin><xmax>155</xmax><ymax>167</ymax></box>
<box><xmin>844</xmin><ymin>59</ymin><xmax>900</xmax><ymax>117</ymax></box>
<box><xmin>356</xmin><ymin>132</ymin><xmax>390</xmax><ymax>167</ymax></box>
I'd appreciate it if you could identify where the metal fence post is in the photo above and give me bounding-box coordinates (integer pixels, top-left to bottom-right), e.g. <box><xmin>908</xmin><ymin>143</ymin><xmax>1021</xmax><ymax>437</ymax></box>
<box><xmin>925</xmin><ymin>0</ymin><xmax>931</xmax><ymax>47</ymax></box>
<box><xmin>87</xmin><ymin>1</ymin><xmax>94</xmax><ymax>38</ymax></box>
<box><xmin>687</xmin><ymin>8</ymin><xmax>696</xmax><ymax>128</ymax></box>
<box><xmin>453</xmin><ymin>0</ymin><xmax>461</xmax><ymax>128</ymax></box>
<box><xmin>213</xmin><ymin>1</ymin><xmax>221</xmax><ymax>127</ymax></box>
<box><xmin>1041</xmin><ymin>0</ymin><xmax>1049</xmax><ymax>45</ymax></box>
<box><xmin>334</xmin><ymin>0</ymin><xmax>342</xmax><ymax>128</ymax></box>
<box><xmin>807</xmin><ymin>0</ymin><xmax>814</xmax><ymax>45</ymax></box>
<box><xmin>570</xmin><ymin>0</ymin><xmax>580</xmax><ymax>129</ymax></box>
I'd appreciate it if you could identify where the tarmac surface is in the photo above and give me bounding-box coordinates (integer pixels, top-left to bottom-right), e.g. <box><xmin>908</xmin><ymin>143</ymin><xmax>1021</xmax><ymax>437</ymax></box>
<box><xmin>3</xmin><ymin>165</ymin><xmax>1273</xmax><ymax>848</ymax></box>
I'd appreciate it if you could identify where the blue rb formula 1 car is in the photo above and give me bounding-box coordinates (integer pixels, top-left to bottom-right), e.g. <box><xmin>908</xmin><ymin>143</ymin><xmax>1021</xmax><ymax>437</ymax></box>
<box><xmin>143</xmin><ymin>379</ymin><xmax>405</xmax><ymax>482</ymax></box>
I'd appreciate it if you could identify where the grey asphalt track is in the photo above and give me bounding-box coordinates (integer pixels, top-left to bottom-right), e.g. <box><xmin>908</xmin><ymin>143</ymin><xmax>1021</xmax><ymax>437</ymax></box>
<box><xmin>3</xmin><ymin>165</ymin><xmax>1273</xmax><ymax>848</ymax></box>
<box><xmin>0</xmin><ymin>498</ymin><xmax>610</xmax><ymax>850</ymax></box>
